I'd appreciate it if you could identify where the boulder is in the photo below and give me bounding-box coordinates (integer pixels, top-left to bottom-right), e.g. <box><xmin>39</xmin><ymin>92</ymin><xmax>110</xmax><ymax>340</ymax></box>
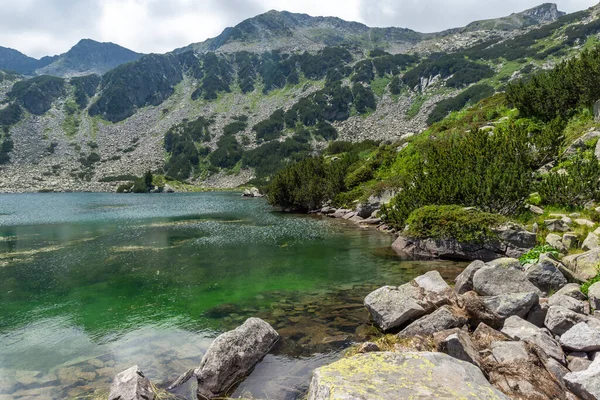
<box><xmin>546</xmin><ymin>358</ymin><xmax>571</xmax><ymax>387</ymax></box>
<box><xmin>108</xmin><ymin>366</ymin><xmax>155</xmax><ymax>400</ymax></box>
<box><xmin>391</xmin><ymin>225</ymin><xmax>535</xmax><ymax>262</ymax></box>
<box><xmin>545</xmin><ymin>306</ymin><xmax>588</xmax><ymax>336</ymax></box>
<box><xmin>563</xmin><ymin>250</ymin><xmax>600</xmax><ymax>281</ymax></box>
<box><xmin>549</xmin><ymin>294</ymin><xmax>588</xmax><ymax>314</ymax></box>
<box><xmin>582</xmin><ymin>232</ymin><xmax>600</xmax><ymax>251</ymax></box>
<box><xmin>473</xmin><ymin>262</ymin><xmax>542</xmax><ymax>296</ymax></box>
<box><xmin>527</xmin><ymin>299</ymin><xmax>550</xmax><ymax>328</ymax></box>
<box><xmin>588</xmin><ymin>282</ymin><xmax>600</xmax><ymax>311</ymax></box>
<box><xmin>356</xmin><ymin>342</ymin><xmax>380</xmax><ymax>353</ymax></box>
<box><xmin>364</xmin><ymin>284</ymin><xmax>445</xmax><ymax>331</ymax></box>
<box><xmin>560</xmin><ymin>322</ymin><xmax>600</xmax><ymax>352</ymax></box>
<box><xmin>242</xmin><ymin>187</ymin><xmax>263</xmax><ymax>198</ymax></box>
<box><xmin>490</xmin><ymin>341</ymin><xmax>529</xmax><ymax>363</ymax></box>
<box><xmin>569</xmin><ymin>357</ymin><xmax>593</xmax><ymax>373</ymax></box>
<box><xmin>480</xmin><ymin>292</ymin><xmax>539</xmax><ymax>320</ymax></box>
<box><xmin>555</xmin><ymin>284</ymin><xmax>586</xmax><ymax>301</ymax></box>
<box><xmin>331</xmin><ymin>209</ymin><xmax>351</xmax><ymax>218</ymax></box>
<box><xmin>539</xmin><ymin>253</ymin><xmax>585</xmax><ymax>285</ymax></box>
<box><xmin>545</xmin><ymin>219</ymin><xmax>571</xmax><ymax>232</ymax></box>
<box><xmin>355</xmin><ymin>190</ymin><xmax>394</xmax><ymax>219</ymax></box>
<box><xmin>454</xmin><ymin>260</ymin><xmax>485</xmax><ymax>294</ymax></box>
<box><xmin>306</xmin><ymin>352</ymin><xmax>509</xmax><ymax>400</ymax></box>
<box><xmin>562</xmin><ymin>233</ymin><xmax>579</xmax><ymax>250</ymax></box>
<box><xmin>471</xmin><ymin>323</ymin><xmax>509</xmax><ymax>348</ymax></box>
<box><xmin>413</xmin><ymin>270</ymin><xmax>450</xmax><ymax>293</ymax></box>
<box><xmin>526</xmin><ymin>259</ymin><xmax>568</xmax><ymax>295</ymax></box>
<box><xmin>575</xmin><ymin>219</ymin><xmax>596</xmax><ymax>228</ymax></box>
<box><xmin>193</xmin><ymin>318</ymin><xmax>279</xmax><ymax>399</ymax></box>
<box><xmin>564</xmin><ymin>357</ymin><xmax>600</xmax><ymax>400</ymax></box>
<box><xmin>501</xmin><ymin>316</ymin><xmax>565</xmax><ymax>363</ymax></box>
<box><xmin>547</xmin><ymin>233</ymin><xmax>568</xmax><ymax>254</ymax></box>
<box><xmin>400</xmin><ymin>305</ymin><xmax>467</xmax><ymax>336</ymax></box>
<box><xmin>435</xmin><ymin>330</ymin><xmax>483</xmax><ymax>369</ymax></box>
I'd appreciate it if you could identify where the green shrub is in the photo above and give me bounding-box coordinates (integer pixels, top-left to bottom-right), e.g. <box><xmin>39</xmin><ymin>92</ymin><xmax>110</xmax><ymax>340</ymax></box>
<box><xmin>405</xmin><ymin>205</ymin><xmax>508</xmax><ymax>243</ymax></box>
<box><xmin>382</xmin><ymin>124</ymin><xmax>534</xmax><ymax>228</ymax></box>
<box><xmin>538</xmin><ymin>152</ymin><xmax>600</xmax><ymax>208</ymax></box>
<box><xmin>519</xmin><ymin>245</ymin><xmax>560</xmax><ymax>265</ymax></box>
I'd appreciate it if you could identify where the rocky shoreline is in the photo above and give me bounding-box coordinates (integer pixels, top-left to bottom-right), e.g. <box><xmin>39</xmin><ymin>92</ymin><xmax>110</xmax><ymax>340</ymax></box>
<box><xmin>105</xmin><ymin>249</ymin><xmax>600</xmax><ymax>399</ymax></box>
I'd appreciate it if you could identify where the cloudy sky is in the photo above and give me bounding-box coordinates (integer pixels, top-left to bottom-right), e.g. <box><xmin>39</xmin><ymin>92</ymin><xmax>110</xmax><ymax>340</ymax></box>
<box><xmin>3</xmin><ymin>0</ymin><xmax>598</xmax><ymax>58</ymax></box>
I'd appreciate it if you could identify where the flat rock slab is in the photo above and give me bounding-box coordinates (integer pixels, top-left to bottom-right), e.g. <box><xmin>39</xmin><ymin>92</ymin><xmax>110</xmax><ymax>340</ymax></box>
<box><xmin>306</xmin><ymin>352</ymin><xmax>509</xmax><ymax>400</ymax></box>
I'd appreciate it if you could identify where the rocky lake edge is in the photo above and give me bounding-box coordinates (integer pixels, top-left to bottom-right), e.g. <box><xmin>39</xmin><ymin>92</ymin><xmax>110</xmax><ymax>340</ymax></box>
<box><xmin>96</xmin><ymin>196</ymin><xmax>600</xmax><ymax>399</ymax></box>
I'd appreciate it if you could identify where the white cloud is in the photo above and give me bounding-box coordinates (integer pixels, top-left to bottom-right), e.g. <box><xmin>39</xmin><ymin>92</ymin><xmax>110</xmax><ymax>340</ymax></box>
<box><xmin>0</xmin><ymin>0</ymin><xmax>597</xmax><ymax>58</ymax></box>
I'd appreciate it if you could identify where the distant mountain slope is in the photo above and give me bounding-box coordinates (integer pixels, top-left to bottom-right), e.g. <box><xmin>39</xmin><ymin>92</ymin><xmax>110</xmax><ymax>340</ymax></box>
<box><xmin>37</xmin><ymin>39</ymin><xmax>144</xmax><ymax>77</ymax></box>
<box><xmin>178</xmin><ymin>10</ymin><xmax>428</xmax><ymax>54</ymax></box>
<box><xmin>0</xmin><ymin>46</ymin><xmax>52</xmax><ymax>75</ymax></box>
<box><xmin>2</xmin><ymin>3</ymin><xmax>600</xmax><ymax>193</ymax></box>
<box><xmin>0</xmin><ymin>40</ymin><xmax>142</xmax><ymax>77</ymax></box>
<box><xmin>460</xmin><ymin>3</ymin><xmax>566</xmax><ymax>32</ymax></box>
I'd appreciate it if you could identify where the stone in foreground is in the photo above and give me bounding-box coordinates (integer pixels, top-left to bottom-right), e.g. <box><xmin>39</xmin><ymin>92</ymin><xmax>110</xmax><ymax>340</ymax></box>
<box><xmin>108</xmin><ymin>365</ymin><xmax>155</xmax><ymax>400</ymax></box>
<box><xmin>364</xmin><ymin>284</ymin><xmax>444</xmax><ymax>331</ymax></box>
<box><xmin>472</xmin><ymin>261</ymin><xmax>542</xmax><ymax>296</ymax></box>
<box><xmin>306</xmin><ymin>352</ymin><xmax>509</xmax><ymax>400</ymax></box>
<box><xmin>195</xmin><ymin>318</ymin><xmax>279</xmax><ymax>399</ymax></box>
<box><xmin>564</xmin><ymin>357</ymin><xmax>600</xmax><ymax>400</ymax></box>
<box><xmin>560</xmin><ymin>322</ymin><xmax>600</xmax><ymax>352</ymax></box>
<box><xmin>400</xmin><ymin>305</ymin><xmax>467</xmax><ymax>336</ymax></box>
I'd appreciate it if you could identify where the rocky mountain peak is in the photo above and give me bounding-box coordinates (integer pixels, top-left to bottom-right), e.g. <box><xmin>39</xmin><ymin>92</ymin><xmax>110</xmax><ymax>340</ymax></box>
<box><xmin>522</xmin><ymin>3</ymin><xmax>566</xmax><ymax>22</ymax></box>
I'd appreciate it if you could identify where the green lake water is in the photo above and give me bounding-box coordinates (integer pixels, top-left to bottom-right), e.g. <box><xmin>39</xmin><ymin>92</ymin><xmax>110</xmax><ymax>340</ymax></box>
<box><xmin>0</xmin><ymin>192</ymin><xmax>465</xmax><ymax>399</ymax></box>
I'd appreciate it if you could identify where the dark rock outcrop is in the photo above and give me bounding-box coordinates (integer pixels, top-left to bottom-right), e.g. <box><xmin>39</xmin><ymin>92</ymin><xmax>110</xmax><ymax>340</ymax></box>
<box><xmin>392</xmin><ymin>225</ymin><xmax>536</xmax><ymax>262</ymax></box>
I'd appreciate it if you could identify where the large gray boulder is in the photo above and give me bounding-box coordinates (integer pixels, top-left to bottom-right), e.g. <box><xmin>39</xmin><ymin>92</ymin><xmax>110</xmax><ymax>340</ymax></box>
<box><xmin>194</xmin><ymin>318</ymin><xmax>279</xmax><ymax>399</ymax></box>
<box><xmin>545</xmin><ymin>219</ymin><xmax>571</xmax><ymax>232</ymax></box>
<box><xmin>548</xmin><ymin>294</ymin><xmax>588</xmax><ymax>314</ymax></box>
<box><xmin>588</xmin><ymin>282</ymin><xmax>600</xmax><ymax>311</ymax></box>
<box><xmin>435</xmin><ymin>330</ymin><xmax>483</xmax><ymax>369</ymax></box>
<box><xmin>454</xmin><ymin>260</ymin><xmax>485</xmax><ymax>294</ymax></box>
<box><xmin>582</xmin><ymin>232</ymin><xmax>600</xmax><ymax>251</ymax></box>
<box><xmin>413</xmin><ymin>270</ymin><xmax>450</xmax><ymax>293</ymax></box>
<box><xmin>306</xmin><ymin>352</ymin><xmax>509</xmax><ymax>400</ymax></box>
<box><xmin>563</xmin><ymin>250</ymin><xmax>600</xmax><ymax>281</ymax></box>
<box><xmin>501</xmin><ymin>316</ymin><xmax>565</xmax><ymax>363</ymax></box>
<box><xmin>472</xmin><ymin>261</ymin><xmax>542</xmax><ymax>296</ymax></box>
<box><xmin>555</xmin><ymin>283</ymin><xmax>586</xmax><ymax>301</ymax></box>
<box><xmin>392</xmin><ymin>224</ymin><xmax>535</xmax><ymax>262</ymax></box>
<box><xmin>490</xmin><ymin>341</ymin><xmax>529</xmax><ymax>363</ymax></box>
<box><xmin>560</xmin><ymin>322</ymin><xmax>600</xmax><ymax>352</ymax></box>
<box><xmin>564</xmin><ymin>357</ymin><xmax>600</xmax><ymax>400</ymax></box>
<box><xmin>108</xmin><ymin>366</ymin><xmax>155</xmax><ymax>400</ymax></box>
<box><xmin>400</xmin><ymin>305</ymin><xmax>467</xmax><ymax>337</ymax></box>
<box><xmin>546</xmin><ymin>233</ymin><xmax>568</xmax><ymax>254</ymax></box>
<box><xmin>480</xmin><ymin>292</ymin><xmax>539</xmax><ymax>320</ymax></box>
<box><xmin>364</xmin><ymin>279</ymin><xmax>450</xmax><ymax>332</ymax></box>
<box><xmin>525</xmin><ymin>259</ymin><xmax>568</xmax><ymax>295</ymax></box>
<box><xmin>545</xmin><ymin>306</ymin><xmax>589</xmax><ymax>336</ymax></box>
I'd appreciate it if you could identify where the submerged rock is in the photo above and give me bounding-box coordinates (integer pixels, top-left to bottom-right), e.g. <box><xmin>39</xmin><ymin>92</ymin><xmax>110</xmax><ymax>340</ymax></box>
<box><xmin>306</xmin><ymin>352</ymin><xmax>509</xmax><ymax>400</ymax></box>
<box><xmin>169</xmin><ymin>318</ymin><xmax>279</xmax><ymax>399</ymax></box>
<box><xmin>108</xmin><ymin>365</ymin><xmax>155</xmax><ymax>400</ymax></box>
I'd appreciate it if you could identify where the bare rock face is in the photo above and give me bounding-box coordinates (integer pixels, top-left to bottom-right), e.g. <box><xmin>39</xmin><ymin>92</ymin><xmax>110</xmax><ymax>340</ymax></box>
<box><xmin>108</xmin><ymin>365</ymin><xmax>155</xmax><ymax>400</ymax></box>
<box><xmin>194</xmin><ymin>318</ymin><xmax>279</xmax><ymax>399</ymax></box>
<box><xmin>391</xmin><ymin>224</ymin><xmax>535</xmax><ymax>262</ymax></box>
<box><xmin>306</xmin><ymin>352</ymin><xmax>509</xmax><ymax>400</ymax></box>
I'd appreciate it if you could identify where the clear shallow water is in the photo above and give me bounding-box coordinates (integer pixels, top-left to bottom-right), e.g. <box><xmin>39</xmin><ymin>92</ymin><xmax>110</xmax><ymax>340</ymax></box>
<box><xmin>0</xmin><ymin>193</ymin><xmax>465</xmax><ymax>399</ymax></box>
